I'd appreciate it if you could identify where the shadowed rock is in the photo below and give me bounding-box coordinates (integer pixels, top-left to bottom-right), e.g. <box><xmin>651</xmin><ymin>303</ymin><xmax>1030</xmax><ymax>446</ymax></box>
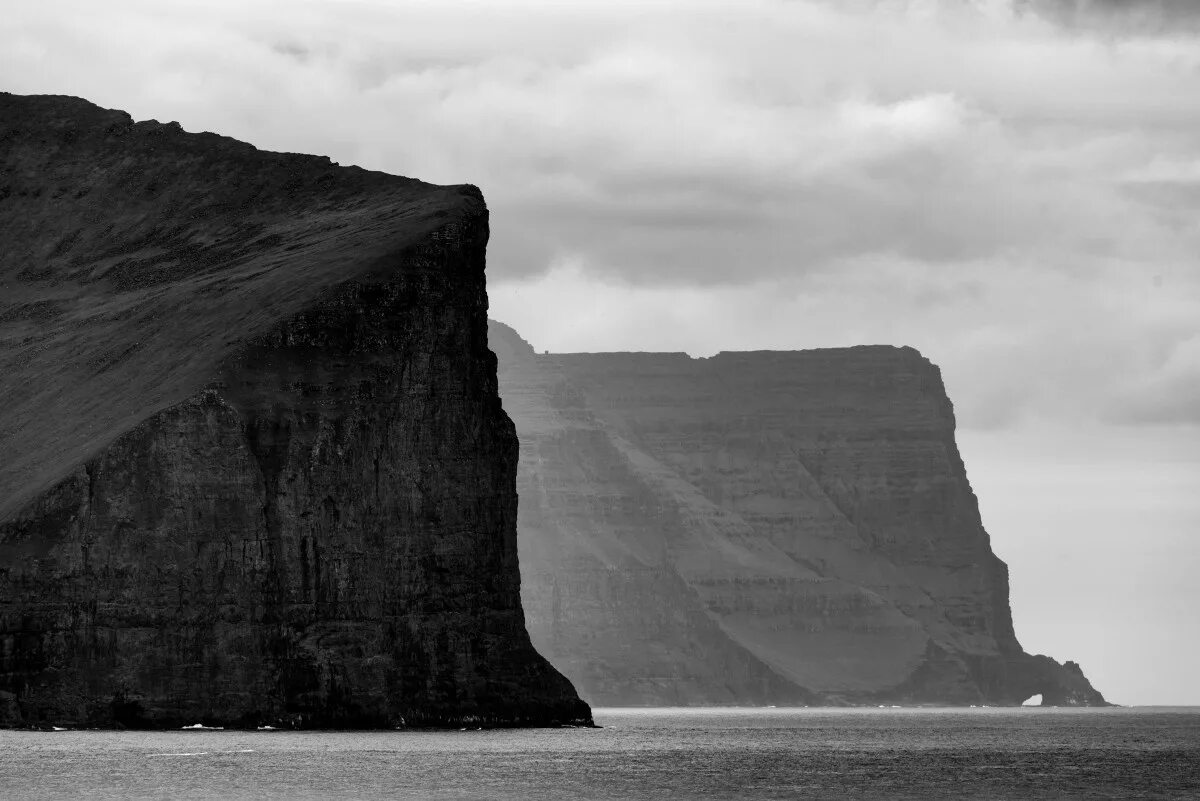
<box><xmin>0</xmin><ymin>93</ymin><xmax>590</xmax><ymax>729</ymax></box>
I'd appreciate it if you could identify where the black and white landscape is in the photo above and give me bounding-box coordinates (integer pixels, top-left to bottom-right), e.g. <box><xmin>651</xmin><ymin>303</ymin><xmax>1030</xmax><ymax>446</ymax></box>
<box><xmin>1</xmin><ymin>1</ymin><xmax>1197</xmax><ymax>799</ymax></box>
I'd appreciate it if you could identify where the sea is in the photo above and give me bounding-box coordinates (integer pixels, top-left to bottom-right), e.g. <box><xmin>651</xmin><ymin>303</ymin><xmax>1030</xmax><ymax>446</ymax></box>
<box><xmin>1</xmin><ymin>707</ymin><xmax>1197</xmax><ymax>800</ymax></box>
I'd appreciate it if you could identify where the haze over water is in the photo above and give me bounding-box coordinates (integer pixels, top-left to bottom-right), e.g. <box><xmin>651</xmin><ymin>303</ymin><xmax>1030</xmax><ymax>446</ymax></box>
<box><xmin>1</xmin><ymin>707</ymin><xmax>1197</xmax><ymax>800</ymax></box>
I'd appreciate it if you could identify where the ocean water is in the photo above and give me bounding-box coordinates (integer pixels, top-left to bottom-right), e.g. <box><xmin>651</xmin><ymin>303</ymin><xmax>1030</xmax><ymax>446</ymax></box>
<box><xmin>1</xmin><ymin>707</ymin><xmax>1198</xmax><ymax>800</ymax></box>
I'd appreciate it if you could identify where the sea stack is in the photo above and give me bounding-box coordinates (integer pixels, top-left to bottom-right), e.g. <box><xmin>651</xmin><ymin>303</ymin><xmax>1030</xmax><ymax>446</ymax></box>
<box><xmin>0</xmin><ymin>93</ymin><xmax>590</xmax><ymax>729</ymax></box>
<box><xmin>490</xmin><ymin>320</ymin><xmax>1107</xmax><ymax>707</ymax></box>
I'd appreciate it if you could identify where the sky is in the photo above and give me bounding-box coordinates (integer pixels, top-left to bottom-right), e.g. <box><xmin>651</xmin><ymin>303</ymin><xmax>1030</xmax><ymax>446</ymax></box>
<box><xmin>3</xmin><ymin>0</ymin><xmax>1197</xmax><ymax>705</ymax></box>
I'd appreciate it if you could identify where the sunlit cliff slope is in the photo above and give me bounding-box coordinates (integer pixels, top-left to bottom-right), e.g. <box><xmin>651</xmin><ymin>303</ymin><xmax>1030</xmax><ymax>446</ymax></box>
<box><xmin>491</xmin><ymin>320</ymin><xmax>1106</xmax><ymax>707</ymax></box>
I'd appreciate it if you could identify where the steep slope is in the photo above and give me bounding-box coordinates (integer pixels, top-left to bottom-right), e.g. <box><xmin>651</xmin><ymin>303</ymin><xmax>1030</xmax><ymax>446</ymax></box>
<box><xmin>0</xmin><ymin>93</ymin><xmax>590</xmax><ymax>729</ymax></box>
<box><xmin>490</xmin><ymin>320</ymin><xmax>1105</xmax><ymax>707</ymax></box>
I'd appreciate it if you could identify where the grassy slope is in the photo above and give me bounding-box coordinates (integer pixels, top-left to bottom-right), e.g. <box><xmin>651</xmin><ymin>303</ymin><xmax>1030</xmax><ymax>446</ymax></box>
<box><xmin>0</xmin><ymin>92</ymin><xmax>484</xmax><ymax>521</ymax></box>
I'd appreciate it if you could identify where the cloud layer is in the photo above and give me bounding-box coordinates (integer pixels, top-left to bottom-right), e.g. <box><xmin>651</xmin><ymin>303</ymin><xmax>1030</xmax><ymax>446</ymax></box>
<box><xmin>4</xmin><ymin>1</ymin><xmax>1198</xmax><ymax>430</ymax></box>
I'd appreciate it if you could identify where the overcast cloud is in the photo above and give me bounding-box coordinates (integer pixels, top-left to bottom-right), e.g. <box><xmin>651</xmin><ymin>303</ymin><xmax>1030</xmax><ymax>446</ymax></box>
<box><xmin>11</xmin><ymin>0</ymin><xmax>1196</xmax><ymax>428</ymax></box>
<box><xmin>3</xmin><ymin>0</ymin><xmax>1197</xmax><ymax>703</ymax></box>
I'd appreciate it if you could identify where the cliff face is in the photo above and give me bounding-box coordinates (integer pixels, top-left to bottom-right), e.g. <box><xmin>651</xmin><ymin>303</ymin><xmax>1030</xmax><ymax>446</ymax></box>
<box><xmin>0</xmin><ymin>93</ymin><xmax>590</xmax><ymax>729</ymax></box>
<box><xmin>490</xmin><ymin>320</ymin><xmax>1105</xmax><ymax>707</ymax></box>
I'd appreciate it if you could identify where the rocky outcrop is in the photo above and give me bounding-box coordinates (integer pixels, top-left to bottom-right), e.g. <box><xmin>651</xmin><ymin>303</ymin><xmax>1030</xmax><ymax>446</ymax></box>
<box><xmin>490</xmin><ymin>320</ymin><xmax>1106</xmax><ymax>707</ymax></box>
<box><xmin>0</xmin><ymin>93</ymin><xmax>590</xmax><ymax>729</ymax></box>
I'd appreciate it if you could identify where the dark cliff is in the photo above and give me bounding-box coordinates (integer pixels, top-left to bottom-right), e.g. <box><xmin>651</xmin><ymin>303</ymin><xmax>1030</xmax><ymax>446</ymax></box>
<box><xmin>490</xmin><ymin>320</ymin><xmax>1106</xmax><ymax>707</ymax></box>
<box><xmin>0</xmin><ymin>93</ymin><xmax>590</xmax><ymax>729</ymax></box>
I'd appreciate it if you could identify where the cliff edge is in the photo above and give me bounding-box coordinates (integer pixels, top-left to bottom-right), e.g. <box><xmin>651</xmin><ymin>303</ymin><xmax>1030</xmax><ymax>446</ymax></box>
<box><xmin>490</xmin><ymin>320</ymin><xmax>1106</xmax><ymax>707</ymax></box>
<box><xmin>0</xmin><ymin>93</ymin><xmax>591</xmax><ymax>729</ymax></box>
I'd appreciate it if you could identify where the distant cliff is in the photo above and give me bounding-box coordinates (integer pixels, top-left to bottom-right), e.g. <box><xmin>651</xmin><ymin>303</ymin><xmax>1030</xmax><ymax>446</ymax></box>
<box><xmin>490</xmin><ymin>320</ymin><xmax>1106</xmax><ymax>707</ymax></box>
<box><xmin>0</xmin><ymin>93</ymin><xmax>590</xmax><ymax>729</ymax></box>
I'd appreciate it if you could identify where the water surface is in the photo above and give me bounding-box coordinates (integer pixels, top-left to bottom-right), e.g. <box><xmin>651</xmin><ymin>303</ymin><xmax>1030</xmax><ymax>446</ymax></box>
<box><xmin>1</xmin><ymin>707</ymin><xmax>1197</xmax><ymax>799</ymax></box>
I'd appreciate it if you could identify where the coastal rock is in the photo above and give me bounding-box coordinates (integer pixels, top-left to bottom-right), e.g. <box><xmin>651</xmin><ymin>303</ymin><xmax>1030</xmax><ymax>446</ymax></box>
<box><xmin>490</xmin><ymin>320</ymin><xmax>1106</xmax><ymax>707</ymax></box>
<box><xmin>0</xmin><ymin>93</ymin><xmax>590</xmax><ymax>728</ymax></box>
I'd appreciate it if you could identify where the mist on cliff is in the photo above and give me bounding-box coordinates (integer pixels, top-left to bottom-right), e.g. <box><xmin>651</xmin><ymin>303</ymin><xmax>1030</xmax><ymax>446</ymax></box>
<box><xmin>2</xmin><ymin>0</ymin><xmax>1197</xmax><ymax>704</ymax></box>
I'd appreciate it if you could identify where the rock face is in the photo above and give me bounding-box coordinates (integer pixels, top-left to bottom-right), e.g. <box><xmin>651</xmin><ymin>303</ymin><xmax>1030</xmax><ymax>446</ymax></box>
<box><xmin>490</xmin><ymin>320</ymin><xmax>1106</xmax><ymax>707</ymax></box>
<box><xmin>0</xmin><ymin>93</ymin><xmax>590</xmax><ymax>729</ymax></box>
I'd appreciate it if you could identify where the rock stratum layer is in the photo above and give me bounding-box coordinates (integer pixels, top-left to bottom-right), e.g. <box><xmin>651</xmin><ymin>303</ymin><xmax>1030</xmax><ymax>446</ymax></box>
<box><xmin>490</xmin><ymin>321</ymin><xmax>1106</xmax><ymax>707</ymax></box>
<box><xmin>0</xmin><ymin>93</ymin><xmax>590</xmax><ymax>729</ymax></box>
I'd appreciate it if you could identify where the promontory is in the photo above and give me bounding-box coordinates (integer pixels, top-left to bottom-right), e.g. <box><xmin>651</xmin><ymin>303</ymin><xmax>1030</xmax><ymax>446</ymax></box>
<box><xmin>0</xmin><ymin>93</ymin><xmax>590</xmax><ymax>729</ymax></box>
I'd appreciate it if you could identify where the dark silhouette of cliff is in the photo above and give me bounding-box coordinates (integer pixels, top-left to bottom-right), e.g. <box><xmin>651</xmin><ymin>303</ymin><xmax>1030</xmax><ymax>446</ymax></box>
<box><xmin>0</xmin><ymin>93</ymin><xmax>591</xmax><ymax>729</ymax></box>
<box><xmin>490</xmin><ymin>319</ymin><xmax>1106</xmax><ymax>707</ymax></box>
